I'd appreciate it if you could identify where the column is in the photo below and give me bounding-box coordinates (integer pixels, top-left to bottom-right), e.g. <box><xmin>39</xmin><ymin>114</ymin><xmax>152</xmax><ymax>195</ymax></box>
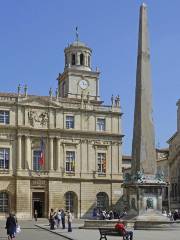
<box><xmin>76</xmin><ymin>52</ymin><xmax>80</xmax><ymax>65</ymax></box>
<box><xmin>17</xmin><ymin>135</ymin><xmax>22</xmax><ymax>170</ymax></box>
<box><xmin>56</xmin><ymin>138</ymin><xmax>60</xmax><ymax>171</ymax></box>
<box><xmin>49</xmin><ymin>137</ymin><xmax>54</xmax><ymax>171</ymax></box>
<box><xmin>25</xmin><ymin>136</ymin><xmax>31</xmax><ymax>169</ymax></box>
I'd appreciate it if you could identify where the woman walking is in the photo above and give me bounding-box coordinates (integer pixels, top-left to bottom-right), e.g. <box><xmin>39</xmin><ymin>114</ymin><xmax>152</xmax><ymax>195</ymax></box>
<box><xmin>6</xmin><ymin>213</ymin><xmax>17</xmax><ymax>240</ymax></box>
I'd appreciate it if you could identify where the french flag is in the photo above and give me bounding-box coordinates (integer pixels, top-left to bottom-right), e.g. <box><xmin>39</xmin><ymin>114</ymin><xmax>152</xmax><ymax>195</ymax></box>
<box><xmin>39</xmin><ymin>138</ymin><xmax>45</xmax><ymax>166</ymax></box>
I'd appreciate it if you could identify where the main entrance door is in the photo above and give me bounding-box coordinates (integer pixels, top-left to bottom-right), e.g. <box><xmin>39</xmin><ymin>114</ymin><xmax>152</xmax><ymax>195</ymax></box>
<box><xmin>32</xmin><ymin>192</ymin><xmax>45</xmax><ymax>218</ymax></box>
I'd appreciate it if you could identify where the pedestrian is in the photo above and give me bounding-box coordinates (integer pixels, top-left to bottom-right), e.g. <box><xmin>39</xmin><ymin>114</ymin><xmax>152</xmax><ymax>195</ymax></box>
<box><xmin>173</xmin><ymin>210</ymin><xmax>178</xmax><ymax>221</ymax></box>
<box><xmin>34</xmin><ymin>209</ymin><xmax>38</xmax><ymax>221</ymax></box>
<box><xmin>5</xmin><ymin>213</ymin><xmax>17</xmax><ymax>240</ymax></box>
<box><xmin>92</xmin><ymin>208</ymin><xmax>97</xmax><ymax>219</ymax></box>
<box><xmin>56</xmin><ymin>209</ymin><xmax>62</xmax><ymax>228</ymax></box>
<box><xmin>109</xmin><ymin>210</ymin><xmax>114</xmax><ymax>220</ymax></box>
<box><xmin>61</xmin><ymin>209</ymin><xmax>66</xmax><ymax>229</ymax></box>
<box><xmin>67</xmin><ymin>211</ymin><xmax>73</xmax><ymax>232</ymax></box>
<box><xmin>115</xmin><ymin>219</ymin><xmax>133</xmax><ymax>240</ymax></box>
<box><xmin>49</xmin><ymin>208</ymin><xmax>55</xmax><ymax>230</ymax></box>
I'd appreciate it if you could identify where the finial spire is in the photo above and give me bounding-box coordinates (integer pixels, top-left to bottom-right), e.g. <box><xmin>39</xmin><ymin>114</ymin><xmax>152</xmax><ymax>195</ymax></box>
<box><xmin>24</xmin><ymin>84</ymin><xmax>27</xmax><ymax>97</ymax></box>
<box><xmin>17</xmin><ymin>84</ymin><xmax>21</xmax><ymax>96</ymax></box>
<box><xmin>75</xmin><ymin>26</ymin><xmax>79</xmax><ymax>42</ymax></box>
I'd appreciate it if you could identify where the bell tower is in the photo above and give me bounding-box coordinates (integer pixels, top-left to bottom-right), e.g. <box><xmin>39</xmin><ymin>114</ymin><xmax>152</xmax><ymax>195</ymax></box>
<box><xmin>57</xmin><ymin>31</ymin><xmax>100</xmax><ymax>101</ymax></box>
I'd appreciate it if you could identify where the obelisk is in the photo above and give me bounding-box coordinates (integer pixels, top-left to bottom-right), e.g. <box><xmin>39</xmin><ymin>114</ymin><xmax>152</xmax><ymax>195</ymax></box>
<box><xmin>124</xmin><ymin>4</ymin><xmax>166</xmax><ymax>223</ymax></box>
<box><xmin>131</xmin><ymin>3</ymin><xmax>156</xmax><ymax>176</ymax></box>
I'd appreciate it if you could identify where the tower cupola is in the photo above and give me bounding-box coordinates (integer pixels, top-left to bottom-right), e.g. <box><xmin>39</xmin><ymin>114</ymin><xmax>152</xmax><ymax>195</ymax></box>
<box><xmin>64</xmin><ymin>41</ymin><xmax>92</xmax><ymax>71</ymax></box>
<box><xmin>57</xmin><ymin>29</ymin><xmax>100</xmax><ymax>100</ymax></box>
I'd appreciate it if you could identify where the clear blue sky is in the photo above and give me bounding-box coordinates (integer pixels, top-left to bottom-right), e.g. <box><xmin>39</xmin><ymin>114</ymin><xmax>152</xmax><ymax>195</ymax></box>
<box><xmin>0</xmin><ymin>0</ymin><xmax>180</xmax><ymax>154</ymax></box>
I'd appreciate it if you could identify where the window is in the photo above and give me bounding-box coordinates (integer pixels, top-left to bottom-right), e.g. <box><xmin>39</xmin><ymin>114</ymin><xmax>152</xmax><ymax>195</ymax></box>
<box><xmin>0</xmin><ymin>111</ymin><xmax>9</xmax><ymax>124</ymax></box>
<box><xmin>65</xmin><ymin>54</ymin><xmax>68</xmax><ymax>67</ymax></box>
<box><xmin>66</xmin><ymin>116</ymin><xmax>74</xmax><ymax>129</ymax></box>
<box><xmin>71</xmin><ymin>54</ymin><xmax>76</xmax><ymax>65</ymax></box>
<box><xmin>33</xmin><ymin>150</ymin><xmax>41</xmax><ymax>171</ymax></box>
<box><xmin>96</xmin><ymin>192</ymin><xmax>109</xmax><ymax>210</ymax></box>
<box><xmin>65</xmin><ymin>191</ymin><xmax>74</xmax><ymax>212</ymax></box>
<box><xmin>97</xmin><ymin>118</ymin><xmax>105</xmax><ymax>131</ymax></box>
<box><xmin>0</xmin><ymin>148</ymin><xmax>9</xmax><ymax>169</ymax></box>
<box><xmin>66</xmin><ymin>151</ymin><xmax>75</xmax><ymax>172</ymax></box>
<box><xmin>80</xmin><ymin>54</ymin><xmax>84</xmax><ymax>65</ymax></box>
<box><xmin>0</xmin><ymin>192</ymin><xmax>9</xmax><ymax>212</ymax></box>
<box><xmin>97</xmin><ymin>153</ymin><xmax>106</xmax><ymax>174</ymax></box>
<box><xmin>88</xmin><ymin>55</ymin><xmax>90</xmax><ymax>67</ymax></box>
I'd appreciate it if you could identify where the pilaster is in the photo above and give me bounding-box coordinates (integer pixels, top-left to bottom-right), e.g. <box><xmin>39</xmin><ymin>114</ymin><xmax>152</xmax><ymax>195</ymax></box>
<box><xmin>49</xmin><ymin>137</ymin><xmax>54</xmax><ymax>171</ymax></box>
<box><xmin>17</xmin><ymin>135</ymin><xmax>22</xmax><ymax>170</ymax></box>
<box><xmin>25</xmin><ymin>136</ymin><xmax>31</xmax><ymax>170</ymax></box>
<box><xmin>56</xmin><ymin>138</ymin><xmax>61</xmax><ymax>171</ymax></box>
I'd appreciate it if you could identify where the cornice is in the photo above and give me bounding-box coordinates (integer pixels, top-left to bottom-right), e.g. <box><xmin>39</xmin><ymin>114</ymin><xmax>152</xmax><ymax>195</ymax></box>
<box><xmin>0</xmin><ymin>125</ymin><xmax>123</xmax><ymax>141</ymax></box>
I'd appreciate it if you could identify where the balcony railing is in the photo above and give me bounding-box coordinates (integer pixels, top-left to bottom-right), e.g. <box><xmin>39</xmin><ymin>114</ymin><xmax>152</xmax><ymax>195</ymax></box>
<box><xmin>0</xmin><ymin>168</ymin><xmax>10</xmax><ymax>174</ymax></box>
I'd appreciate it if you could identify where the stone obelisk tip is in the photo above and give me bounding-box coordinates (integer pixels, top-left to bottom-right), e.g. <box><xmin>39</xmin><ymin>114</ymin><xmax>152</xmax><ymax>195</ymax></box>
<box><xmin>141</xmin><ymin>2</ymin><xmax>147</xmax><ymax>8</ymax></box>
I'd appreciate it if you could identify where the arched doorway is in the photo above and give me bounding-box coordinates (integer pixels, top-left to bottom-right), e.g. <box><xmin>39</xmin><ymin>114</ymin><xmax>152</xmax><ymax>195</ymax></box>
<box><xmin>96</xmin><ymin>192</ymin><xmax>109</xmax><ymax>210</ymax></box>
<box><xmin>64</xmin><ymin>191</ymin><xmax>78</xmax><ymax>217</ymax></box>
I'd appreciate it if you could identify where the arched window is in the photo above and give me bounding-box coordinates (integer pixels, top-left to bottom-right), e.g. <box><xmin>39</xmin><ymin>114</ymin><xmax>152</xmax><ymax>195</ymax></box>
<box><xmin>88</xmin><ymin>55</ymin><xmax>90</xmax><ymax>67</ymax></box>
<box><xmin>71</xmin><ymin>54</ymin><xmax>76</xmax><ymax>65</ymax></box>
<box><xmin>96</xmin><ymin>192</ymin><xmax>109</xmax><ymax>210</ymax></box>
<box><xmin>80</xmin><ymin>54</ymin><xmax>84</xmax><ymax>65</ymax></box>
<box><xmin>64</xmin><ymin>191</ymin><xmax>78</xmax><ymax>217</ymax></box>
<box><xmin>0</xmin><ymin>192</ymin><xmax>9</xmax><ymax>212</ymax></box>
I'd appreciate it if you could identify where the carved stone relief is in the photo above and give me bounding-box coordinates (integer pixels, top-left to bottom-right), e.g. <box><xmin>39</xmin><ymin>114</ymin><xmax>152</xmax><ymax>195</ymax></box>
<box><xmin>28</xmin><ymin>110</ymin><xmax>48</xmax><ymax>127</ymax></box>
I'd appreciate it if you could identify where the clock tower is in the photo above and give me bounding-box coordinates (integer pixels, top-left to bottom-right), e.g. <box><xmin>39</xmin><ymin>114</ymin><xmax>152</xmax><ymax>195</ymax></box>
<box><xmin>57</xmin><ymin>39</ymin><xmax>100</xmax><ymax>101</ymax></box>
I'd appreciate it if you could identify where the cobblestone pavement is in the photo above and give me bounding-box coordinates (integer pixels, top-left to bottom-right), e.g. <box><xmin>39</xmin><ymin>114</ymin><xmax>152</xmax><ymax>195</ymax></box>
<box><xmin>0</xmin><ymin>220</ymin><xmax>66</xmax><ymax>240</ymax></box>
<box><xmin>1</xmin><ymin>219</ymin><xmax>180</xmax><ymax>240</ymax></box>
<box><xmin>36</xmin><ymin>219</ymin><xmax>180</xmax><ymax>240</ymax></box>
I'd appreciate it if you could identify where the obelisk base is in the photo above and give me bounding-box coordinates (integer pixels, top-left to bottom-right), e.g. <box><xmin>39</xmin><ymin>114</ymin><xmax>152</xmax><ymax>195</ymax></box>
<box><xmin>123</xmin><ymin>181</ymin><xmax>180</xmax><ymax>229</ymax></box>
<box><xmin>124</xmin><ymin>182</ymin><xmax>166</xmax><ymax>217</ymax></box>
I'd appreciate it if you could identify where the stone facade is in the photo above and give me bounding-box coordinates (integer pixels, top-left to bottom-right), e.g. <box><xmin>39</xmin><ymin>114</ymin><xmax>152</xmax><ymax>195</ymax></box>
<box><xmin>0</xmin><ymin>39</ymin><xmax>123</xmax><ymax>219</ymax></box>
<box><xmin>168</xmin><ymin>99</ymin><xmax>180</xmax><ymax>210</ymax></box>
<box><xmin>156</xmin><ymin>148</ymin><xmax>169</xmax><ymax>210</ymax></box>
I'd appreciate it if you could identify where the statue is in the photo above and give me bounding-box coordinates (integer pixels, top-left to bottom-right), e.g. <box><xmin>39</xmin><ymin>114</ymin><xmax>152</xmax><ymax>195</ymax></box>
<box><xmin>24</xmin><ymin>84</ymin><xmax>28</xmax><ymax>97</ymax></box>
<box><xmin>111</xmin><ymin>94</ymin><xmax>114</xmax><ymax>106</ymax></box>
<box><xmin>49</xmin><ymin>88</ymin><xmax>53</xmax><ymax>98</ymax></box>
<box><xmin>146</xmin><ymin>198</ymin><xmax>153</xmax><ymax>209</ymax></box>
<box><xmin>155</xmin><ymin>169</ymin><xmax>165</xmax><ymax>182</ymax></box>
<box><xmin>124</xmin><ymin>173</ymin><xmax>131</xmax><ymax>182</ymax></box>
<box><xmin>39</xmin><ymin>112</ymin><xmax>48</xmax><ymax>126</ymax></box>
<box><xmin>17</xmin><ymin>84</ymin><xmax>21</xmax><ymax>96</ymax></box>
<box><xmin>136</xmin><ymin>169</ymin><xmax>144</xmax><ymax>182</ymax></box>
<box><xmin>55</xmin><ymin>88</ymin><xmax>59</xmax><ymax>99</ymax></box>
<box><xmin>116</xmin><ymin>95</ymin><xmax>120</xmax><ymax>106</ymax></box>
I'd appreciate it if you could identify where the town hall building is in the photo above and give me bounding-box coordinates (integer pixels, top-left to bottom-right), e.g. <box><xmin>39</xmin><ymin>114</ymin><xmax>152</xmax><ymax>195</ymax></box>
<box><xmin>0</xmin><ymin>38</ymin><xmax>123</xmax><ymax>219</ymax></box>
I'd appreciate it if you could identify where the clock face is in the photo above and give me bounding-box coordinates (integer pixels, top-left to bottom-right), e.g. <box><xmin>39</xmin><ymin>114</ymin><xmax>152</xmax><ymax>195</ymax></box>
<box><xmin>79</xmin><ymin>80</ymin><xmax>88</xmax><ymax>90</ymax></box>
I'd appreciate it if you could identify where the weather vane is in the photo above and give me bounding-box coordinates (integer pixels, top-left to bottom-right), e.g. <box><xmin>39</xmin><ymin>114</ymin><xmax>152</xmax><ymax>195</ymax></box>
<box><xmin>75</xmin><ymin>26</ymin><xmax>79</xmax><ymax>42</ymax></box>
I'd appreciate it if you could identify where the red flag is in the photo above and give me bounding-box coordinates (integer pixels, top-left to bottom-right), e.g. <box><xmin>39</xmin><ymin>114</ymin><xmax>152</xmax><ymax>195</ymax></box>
<box><xmin>39</xmin><ymin>152</ymin><xmax>45</xmax><ymax>166</ymax></box>
<box><xmin>39</xmin><ymin>138</ymin><xmax>45</xmax><ymax>166</ymax></box>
